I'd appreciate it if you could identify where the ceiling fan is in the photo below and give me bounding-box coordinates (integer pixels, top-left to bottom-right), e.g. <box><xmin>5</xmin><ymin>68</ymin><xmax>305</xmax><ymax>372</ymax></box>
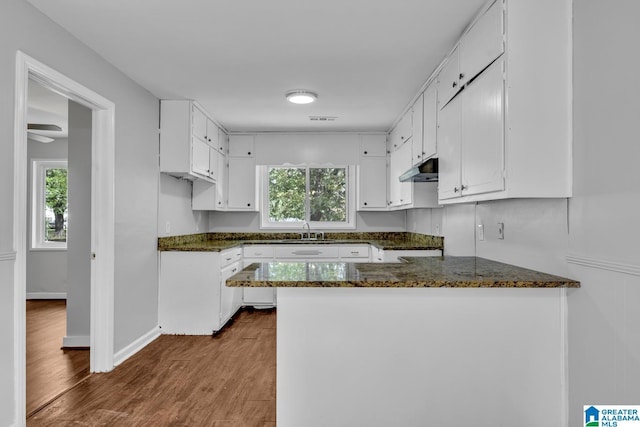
<box><xmin>27</xmin><ymin>123</ymin><xmax>62</xmax><ymax>143</ymax></box>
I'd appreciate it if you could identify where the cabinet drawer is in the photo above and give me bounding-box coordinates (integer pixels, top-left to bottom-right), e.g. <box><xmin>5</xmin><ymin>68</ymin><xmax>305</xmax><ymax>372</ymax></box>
<box><xmin>339</xmin><ymin>245</ymin><xmax>370</xmax><ymax>259</ymax></box>
<box><xmin>275</xmin><ymin>245</ymin><xmax>339</xmax><ymax>259</ymax></box>
<box><xmin>220</xmin><ymin>247</ymin><xmax>242</xmax><ymax>267</ymax></box>
<box><xmin>243</xmin><ymin>245</ymin><xmax>275</xmax><ymax>258</ymax></box>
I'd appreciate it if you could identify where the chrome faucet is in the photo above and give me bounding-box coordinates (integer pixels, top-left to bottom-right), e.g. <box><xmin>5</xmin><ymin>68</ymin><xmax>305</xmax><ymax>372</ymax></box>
<box><xmin>302</xmin><ymin>221</ymin><xmax>311</xmax><ymax>240</ymax></box>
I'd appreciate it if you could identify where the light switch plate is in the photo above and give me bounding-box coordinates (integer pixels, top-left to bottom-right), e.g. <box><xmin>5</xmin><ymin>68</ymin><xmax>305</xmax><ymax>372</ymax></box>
<box><xmin>477</xmin><ymin>224</ymin><xmax>484</xmax><ymax>241</ymax></box>
<box><xmin>497</xmin><ymin>222</ymin><xmax>504</xmax><ymax>240</ymax></box>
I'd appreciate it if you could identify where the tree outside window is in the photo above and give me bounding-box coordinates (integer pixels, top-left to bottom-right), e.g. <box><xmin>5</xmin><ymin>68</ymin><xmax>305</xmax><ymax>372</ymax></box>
<box><xmin>32</xmin><ymin>159</ymin><xmax>68</xmax><ymax>249</ymax></box>
<box><xmin>264</xmin><ymin>165</ymin><xmax>353</xmax><ymax>228</ymax></box>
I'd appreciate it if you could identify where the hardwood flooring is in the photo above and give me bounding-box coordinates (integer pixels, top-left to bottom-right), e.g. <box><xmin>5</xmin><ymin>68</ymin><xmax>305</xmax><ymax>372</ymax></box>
<box><xmin>26</xmin><ymin>300</ymin><xmax>90</xmax><ymax>417</ymax></box>
<box><xmin>28</xmin><ymin>308</ymin><xmax>277</xmax><ymax>426</ymax></box>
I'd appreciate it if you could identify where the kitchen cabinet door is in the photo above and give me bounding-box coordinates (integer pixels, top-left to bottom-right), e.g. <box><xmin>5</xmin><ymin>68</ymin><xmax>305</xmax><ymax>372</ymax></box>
<box><xmin>422</xmin><ymin>83</ymin><xmax>438</xmax><ymax>161</ymax></box>
<box><xmin>438</xmin><ymin>47</ymin><xmax>461</xmax><ymax>108</ymax></box>
<box><xmin>205</xmin><ymin>119</ymin><xmax>218</xmax><ymax>147</ymax></box>
<box><xmin>191</xmin><ymin>104</ymin><xmax>207</xmax><ymax>142</ymax></box>
<box><xmin>460</xmin><ymin>58</ymin><xmax>504</xmax><ymax>196</ymax></box>
<box><xmin>227</xmin><ymin>156</ymin><xmax>257</xmax><ymax>210</ymax></box>
<box><xmin>360</xmin><ymin>134</ymin><xmax>387</xmax><ymax>157</ymax></box>
<box><xmin>437</xmin><ymin>94</ymin><xmax>462</xmax><ymax>200</ymax></box>
<box><xmin>228</xmin><ymin>135</ymin><xmax>254</xmax><ymax>157</ymax></box>
<box><xmin>358</xmin><ymin>156</ymin><xmax>388</xmax><ymax>210</ymax></box>
<box><xmin>411</xmin><ymin>93</ymin><xmax>424</xmax><ymax>166</ymax></box>
<box><xmin>220</xmin><ymin>260</ymin><xmax>243</xmax><ymax>326</ymax></box>
<box><xmin>215</xmin><ymin>153</ymin><xmax>227</xmax><ymax>210</ymax></box>
<box><xmin>388</xmin><ymin>147</ymin><xmax>403</xmax><ymax>207</ymax></box>
<box><xmin>459</xmin><ymin>0</ymin><xmax>504</xmax><ymax>86</ymax></box>
<box><xmin>192</xmin><ymin>137</ymin><xmax>212</xmax><ymax>178</ymax></box>
<box><xmin>398</xmin><ymin>141</ymin><xmax>413</xmax><ymax>206</ymax></box>
<box><xmin>159</xmin><ymin>252</ymin><xmax>221</xmax><ymax>335</ymax></box>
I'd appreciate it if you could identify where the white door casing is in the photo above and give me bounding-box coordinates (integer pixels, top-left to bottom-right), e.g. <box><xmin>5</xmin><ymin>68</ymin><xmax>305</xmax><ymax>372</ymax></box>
<box><xmin>13</xmin><ymin>51</ymin><xmax>115</xmax><ymax>426</ymax></box>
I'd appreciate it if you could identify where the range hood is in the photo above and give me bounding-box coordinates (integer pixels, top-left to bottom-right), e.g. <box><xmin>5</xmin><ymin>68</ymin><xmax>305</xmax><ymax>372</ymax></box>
<box><xmin>399</xmin><ymin>158</ymin><xmax>438</xmax><ymax>182</ymax></box>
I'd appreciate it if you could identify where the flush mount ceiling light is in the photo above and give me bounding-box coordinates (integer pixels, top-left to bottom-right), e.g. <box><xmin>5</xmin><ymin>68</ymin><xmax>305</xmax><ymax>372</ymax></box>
<box><xmin>286</xmin><ymin>90</ymin><xmax>318</xmax><ymax>104</ymax></box>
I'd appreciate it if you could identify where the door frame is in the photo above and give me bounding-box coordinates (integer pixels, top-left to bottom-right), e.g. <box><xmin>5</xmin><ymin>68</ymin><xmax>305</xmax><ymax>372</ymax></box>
<box><xmin>13</xmin><ymin>51</ymin><xmax>115</xmax><ymax>423</ymax></box>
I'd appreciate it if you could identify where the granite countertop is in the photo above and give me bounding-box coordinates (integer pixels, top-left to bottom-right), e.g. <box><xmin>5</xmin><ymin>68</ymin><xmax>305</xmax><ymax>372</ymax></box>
<box><xmin>157</xmin><ymin>232</ymin><xmax>444</xmax><ymax>252</ymax></box>
<box><xmin>226</xmin><ymin>256</ymin><xmax>580</xmax><ymax>288</ymax></box>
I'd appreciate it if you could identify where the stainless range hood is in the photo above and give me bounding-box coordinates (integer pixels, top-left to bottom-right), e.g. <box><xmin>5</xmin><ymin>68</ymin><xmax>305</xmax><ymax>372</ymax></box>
<box><xmin>399</xmin><ymin>157</ymin><xmax>438</xmax><ymax>182</ymax></box>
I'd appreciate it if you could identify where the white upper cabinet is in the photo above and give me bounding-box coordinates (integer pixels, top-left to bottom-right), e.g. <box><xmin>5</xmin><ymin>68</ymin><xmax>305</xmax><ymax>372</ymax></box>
<box><xmin>228</xmin><ymin>135</ymin><xmax>254</xmax><ymax>157</ymax></box>
<box><xmin>437</xmin><ymin>47</ymin><xmax>461</xmax><ymax>108</ymax></box>
<box><xmin>410</xmin><ymin>93</ymin><xmax>424</xmax><ymax>166</ymax></box>
<box><xmin>435</xmin><ymin>0</ymin><xmax>571</xmax><ymax>203</ymax></box>
<box><xmin>227</xmin><ymin>135</ymin><xmax>257</xmax><ymax>211</ymax></box>
<box><xmin>459</xmin><ymin>0</ymin><xmax>504</xmax><ymax>86</ymax></box>
<box><xmin>357</xmin><ymin>134</ymin><xmax>388</xmax><ymax>211</ymax></box>
<box><xmin>389</xmin><ymin>109</ymin><xmax>412</xmax><ymax>151</ymax></box>
<box><xmin>439</xmin><ymin>58</ymin><xmax>504</xmax><ymax>201</ymax></box>
<box><xmin>421</xmin><ymin>83</ymin><xmax>438</xmax><ymax>161</ymax></box>
<box><xmin>160</xmin><ymin>100</ymin><xmax>221</xmax><ymax>183</ymax></box>
<box><xmin>360</xmin><ymin>134</ymin><xmax>387</xmax><ymax>157</ymax></box>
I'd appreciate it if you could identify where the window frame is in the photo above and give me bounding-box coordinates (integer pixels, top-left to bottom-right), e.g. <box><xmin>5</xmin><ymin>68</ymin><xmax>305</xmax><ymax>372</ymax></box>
<box><xmin>31</xmin><ymin>159</ymin><xmax>68</xmax><ymax>250</ymax></box>
<box><xmin>260</xmin><ymin>164</ymin><xmax>356</xmax><ymax>230</ymax></box>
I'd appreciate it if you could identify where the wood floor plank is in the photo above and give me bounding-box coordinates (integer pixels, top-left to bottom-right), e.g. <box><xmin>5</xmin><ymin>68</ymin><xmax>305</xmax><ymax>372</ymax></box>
<box><xmin>28</xmin><ymin>308</ymin><xmax>276</xmax><ymax>426</ymax></box>
<box><xmin>26</xmin><ymin>300</ymin><xmax>90</xmax><ymax>416</ymax></box>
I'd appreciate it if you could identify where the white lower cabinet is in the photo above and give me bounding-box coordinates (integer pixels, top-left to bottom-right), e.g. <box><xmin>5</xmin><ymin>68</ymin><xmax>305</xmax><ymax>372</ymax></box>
<box><xmin>243</xmin><ymin>245</ymin><xmax>276</xmax><ymax>308</ymax></box>
<box><xmin>158</xmin><ymin>248</ymin><xmax>242</xmax><ymax>335</ymax></box>
<box><xmin>375</xmin><ymin>249</ymin><xmax>442</xmax><ymax>263</ymax></box>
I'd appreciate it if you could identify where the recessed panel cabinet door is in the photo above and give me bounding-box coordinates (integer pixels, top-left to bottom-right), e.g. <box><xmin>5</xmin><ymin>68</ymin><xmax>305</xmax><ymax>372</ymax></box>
<box><xmin>459</xmin><ymin>0</ymin><xmax>504</xmax><ymax>86</ymax></box>
<box><xmin>438</xmin><ymin>47</ymin><xmax>461</xmax><ymax>108</ymax></box>
<box><xmin>422</xmin><ymin>83</ymin><xmax>438</xmax><ymax>161</ymax></box>
<box><xmin>227</xmin><ymin>156</ymin><xmax>257</xmax><ymax>210</ymax></box>
<box><xmin>437</xmin><ymin>95</ymin><xmax>462</xmax><ymax>200</ymax></box>
<box><xmin>461</xmin><ymin>59</ymin><xmax>505</xmax><ymax>196</ymax></box>
<box><xmin>192</xmin><ymin>138</ymin><xmax>211</xmax><ymax>177</ymax></box>
<box><xmin>358</xmin><ymin>156</ymin><xmax>387</xmax><ymax>209</ymax></box>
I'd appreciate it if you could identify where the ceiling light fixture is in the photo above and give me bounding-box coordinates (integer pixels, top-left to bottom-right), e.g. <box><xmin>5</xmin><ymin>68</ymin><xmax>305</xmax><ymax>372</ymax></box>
<box><xmin>286</xmin><ymin>90</ymin><xmax>318</xmax><ymax>104</ymax></box>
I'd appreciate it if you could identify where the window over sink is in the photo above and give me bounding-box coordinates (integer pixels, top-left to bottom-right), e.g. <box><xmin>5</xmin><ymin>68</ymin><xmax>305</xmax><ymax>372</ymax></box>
<box><xmin>260</xmin><ymin>165</ymin><xmax>355</xmax><ymax>229</ymax></box>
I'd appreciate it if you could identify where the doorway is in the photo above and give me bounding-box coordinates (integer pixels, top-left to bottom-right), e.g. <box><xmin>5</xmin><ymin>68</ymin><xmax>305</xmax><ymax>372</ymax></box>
<box><xmin>13</xmin><ymin>51</ymin><xmax>116</xmax><ymax>424</ymax></box>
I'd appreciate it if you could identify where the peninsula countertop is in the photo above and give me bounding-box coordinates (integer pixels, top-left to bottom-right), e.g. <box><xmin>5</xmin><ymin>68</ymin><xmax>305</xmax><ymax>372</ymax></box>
<box><xmin>226</xmin><ymin>256</ymin><xmax>580</xmax><ymax>288</ymax></box>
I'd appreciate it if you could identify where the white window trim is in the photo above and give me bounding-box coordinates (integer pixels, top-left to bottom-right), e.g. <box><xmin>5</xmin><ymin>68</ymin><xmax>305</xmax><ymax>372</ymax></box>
<box><xmin>260</xmin><ymin>164</ymin><xmax>356</xmax><ymax>230</ymax></box>
<box><xmin>31</xmin><ymin>159</ymin><xmax>68</xmax><ymax>250</ymax></box>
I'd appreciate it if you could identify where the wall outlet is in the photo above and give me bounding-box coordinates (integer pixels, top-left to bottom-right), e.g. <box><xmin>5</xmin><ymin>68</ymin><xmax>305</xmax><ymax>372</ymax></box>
<box><xmin>165</xmin><ymin>221</ymin><xmax>171</xmax><ymax>234</ymax></box>
<box><xmin>497</xmin><ymin>222</ymin><xmax>504</xmax><ymax>240</ymax></box>
<box><xmin>477</xmin><ymin>223</ymin><xmax>484</xmax><ymax>241</ymax></box>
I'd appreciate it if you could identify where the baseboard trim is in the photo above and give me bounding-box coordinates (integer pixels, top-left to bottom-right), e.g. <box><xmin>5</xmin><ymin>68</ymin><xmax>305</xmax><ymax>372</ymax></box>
<box><xmin>0</xmin><ymin>251</ymin><xmax>17</xmax><ymax>261</ymax></box>
<box><xmin>26</xmin><ymin>292</ymin><xmax>67</xmax><ymax>300</ymax></box>
<box><xmin>62</xmin><ymin>335</ymin><xmax>90</xmax><ymax>348</ymax></box>
<box><xmin>113</xmin><ymin>326</ymin><xmax>161</xmax><ymax>367</ymax></box>
<box><xmin>566</xmin><ymin>254</ymin><xmax>640</xmax><ymax>277</ymax></box>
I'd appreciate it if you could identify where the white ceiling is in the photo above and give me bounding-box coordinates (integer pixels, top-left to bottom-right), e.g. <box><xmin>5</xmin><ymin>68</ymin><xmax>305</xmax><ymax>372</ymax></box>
<box><xmin>24</xmin><ymin>0</ymin><xmax>486</xmax><ymax>132</ymax></box>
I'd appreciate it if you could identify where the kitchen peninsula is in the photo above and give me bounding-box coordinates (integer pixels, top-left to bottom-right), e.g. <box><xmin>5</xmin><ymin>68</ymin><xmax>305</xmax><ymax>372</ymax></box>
<box><xmin>227</xmin><ymin>257</ymin><xmax>579</xmax><ymax>427</ymax></box>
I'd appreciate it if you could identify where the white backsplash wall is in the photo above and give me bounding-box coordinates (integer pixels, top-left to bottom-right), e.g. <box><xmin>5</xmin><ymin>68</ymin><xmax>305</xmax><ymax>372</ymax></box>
<box><xmin>209</xmin><ymin>211</ymin><xmax>406</xmax><ymax>233</ymax></box>
<box><xmin>441</xmin><ymin>204</ymin><xmax>477</xmax><ymax>256</ymax></box>
<box><xmin>475</xmin><ymin>199</ymin><xmax>570</xmax><ymax>277</ymax></box>
<box><xmin>158</xmin><ymin>174</ymin><xmax>209</xmax><ymax>236</ymax></box>
<box><xmin>406</xmin><ymin>208</ymin><xmax>443</xmax><ymax>236</ymax></box>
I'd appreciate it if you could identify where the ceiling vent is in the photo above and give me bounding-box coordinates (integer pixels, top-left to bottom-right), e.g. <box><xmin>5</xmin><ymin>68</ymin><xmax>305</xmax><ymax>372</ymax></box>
<box><xmin>309</xmin><ymin>116</ymin><xmax>338</xmax><ymax>122</ymax></box>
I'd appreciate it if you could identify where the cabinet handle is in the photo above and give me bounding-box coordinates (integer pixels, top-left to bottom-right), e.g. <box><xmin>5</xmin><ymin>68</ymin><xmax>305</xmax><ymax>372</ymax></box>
<box><xmin>364</xmin><ymin>151</ymin><xmax>368</xmax><ymax>155</ymax></box>
<box><xmin>401</xmin><ymin>136</ymin><xmax>405</xmax><ymax>140</ymax></box>
<box><xmin>454</xmin><ymin>187</ymin><xmax>459</xmax><ymax>193</ymax></box>
<box><xmin>247</xmin><ymin>203</ymin><xmax>251</xmax><ymax>207</ymax></box>
<box><xmin>248</xmin><ymin>152</ymin><xmax>251</xmax><ymax>155</ymax></box>
<box><xmin>459</xmin><ymin>73</ymin><xmax>465</xmax><ymax>80</ymax></box>
<box><xmin>232</xmin><ymin>268</ymin><xmax>237</xmax><ymax>273</ymax></box>
<box><xmin>364</xmin><ymin>202</ymin><xmax>368</xmax><ymax>206</ymax></box>
<box><xmin>461</xmin><ymin>184</ymin><xmax>468</xmax><ymax>191</ymax></box>
<box><xmin>417</xmin><ymin>154</ymin><xmax>421</xmax><ymax>158</ymax></box>
<box><xmin>452</xmin><ymin>81</ymin><xmax>457</xmax><ymax>88</ymax></box>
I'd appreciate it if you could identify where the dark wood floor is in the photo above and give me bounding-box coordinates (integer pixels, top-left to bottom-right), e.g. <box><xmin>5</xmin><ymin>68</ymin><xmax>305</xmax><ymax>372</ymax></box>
<box><xmin>28</xmin><ymin>308</ymin><xmax>277</xmax><ymax>426</ymax></box>
<box><xmin>26</xmin><ymin>300</ymin><xmax>90</xmax><ymax>417</ymax></box>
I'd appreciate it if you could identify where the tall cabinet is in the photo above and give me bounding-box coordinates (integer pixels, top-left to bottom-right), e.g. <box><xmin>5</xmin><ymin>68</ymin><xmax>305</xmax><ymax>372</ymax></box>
<box><xmin>436</xmin><ymin>0</ymin><xmax>572</xmax><ymax>203</ymax></box>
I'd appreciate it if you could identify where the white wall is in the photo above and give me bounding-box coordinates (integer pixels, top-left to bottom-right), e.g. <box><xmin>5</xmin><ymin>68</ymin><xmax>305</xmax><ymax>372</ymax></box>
<box><xmin>210</xmin><ymin>133</ymin><xmax>407</xmax><ymax>232</ymax></box>
<box><xmin>65</xmin><ymin>101</ymin><xmax>91</xmax><ymax>347</ymax></box>
<box><xmin>1</xmin><ymin>0</ymin><xmax>160</xmax><ymax>423</ymax></box>
<box><xmin>567</xmin><ymin>0</ymin><xmax>640</xmax><ymax>423</ymax></box>
<box><xmin>26</xmin><ymin>137</ymin><xmax>68</xmax><ymax>296</ymax></box>
<box><xmin>406</xmin><ymin>208</ymin><xmax>443</xmax><ymax>236</ymax></box>
<box><xmin>158</xmin><ymin>174</ymin><xmax>209</xmax><ymax>236</ymax></box>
